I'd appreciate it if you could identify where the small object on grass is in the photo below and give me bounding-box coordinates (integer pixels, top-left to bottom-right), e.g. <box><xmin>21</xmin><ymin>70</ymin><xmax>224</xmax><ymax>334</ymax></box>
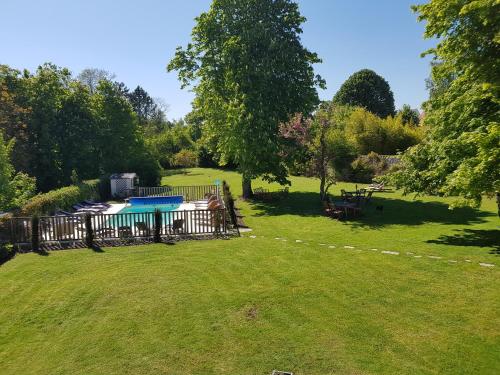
<box><xmin>479</xmin><ymin>263</ymin><xmax>495</xmax><ymax>267</ymax></box>
<box><xmin>272</xmin><ymin>371</ymin><xmax>294</xmax><ymax>375</ymax></box>
<box><xmin>382</xmin><ymin>251</ymin><xmax>399</xmax><ymax>255</ymax></box>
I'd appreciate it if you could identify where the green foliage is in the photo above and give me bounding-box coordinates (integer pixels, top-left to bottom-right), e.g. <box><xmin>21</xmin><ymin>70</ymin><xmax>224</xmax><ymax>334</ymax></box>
<box><xmin>350</xmin><ymin>152</ymin><xmax>394</xmax><ymax>183</ymax></box>
<box><xmin>280</xmin><ymin>104</ymin><xmax>352</xmax><ymax>200</ymax></box>
<box><xmin>173</xmin><ymin>149</ymin><xmax>198</xmax><ymax>168</ymax></box>
<box><xmin>147</xmin><ymin>121</ymin><xmax>195</xmax><ymax>169</ymax></box>
<box><xmin>345</xmin><ymin>107</ymin><xmax>424</xmax><ymax>155</ymax></box>
<box><xmin>281</xmin><ymin>105</ymin><xmax>423</xmax><ymax>185</ymax></box>
<box><xmin>168</xmin><ymin>0</ymin><xmax>325</xmax><ymax>196</ymax></box>
<box><xmin>389</xmin><ymin>0</ymin><xmax>500</xmax><ymax>208</ymax></box>
<box><xmin>0</xmin><ymin>64</ymin><xmax>160</xmax><ymax>192</ymax></box>
<box><xmin>333</xmin><ymin>69</ymin><xmax>395</xmax><ymax>118</ymax></box>
<box><xmin>0</xmin><ymin>131</ymin><xmax>36</xmax><ymax>210</ymax></box>
<box><xmin>397</xmin><ymin>104</ymin><xmax>420</xmax><ymax>126</ymax></box>
<box><xmin>0</xmin><ymin>243</ymin><xmax>15</xmax><ymax>265</ymax></box>
<box><xmin>126</xmin><ymin>86</ymin><xmax>158</xmax><ymax>124</ymax></box>
<box><xmin>21</xmin><ymin>180</ymin><xmax>100</xmax><ymax>216</ymax></box>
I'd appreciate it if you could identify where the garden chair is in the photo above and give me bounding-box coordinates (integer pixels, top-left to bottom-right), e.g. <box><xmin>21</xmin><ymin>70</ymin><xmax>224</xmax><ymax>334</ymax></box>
<box><xmin>323</xmin><ymin>201</ymin><xmax>344</xmax><ymax>220</ymax></box>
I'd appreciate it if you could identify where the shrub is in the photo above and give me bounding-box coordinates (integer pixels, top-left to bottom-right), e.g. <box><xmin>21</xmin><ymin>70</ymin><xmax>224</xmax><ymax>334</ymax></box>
<box><xmin>0</xmin><ymin>243</ymin><xmax>15</xmax><ymax>265</ymax></box>
<box><xmin>345</xmin><ymin>107</ymin><xmax>424</xmax><ymax>155</ymax></box>
<box><xmin>21</xmin><ymin>180</ymin><xmax>100</xmax><ymax>216</ymax></box>
<box><xmin>350</xmin><ymin>158</ymin><xmax>376</xmax><ymax>183</ymax></box>
<box><xmin>173</xmin><ymin>149</ymin><xmax>198</xmax><ymax>168</ymax></box>
<box><xmin>350</xmin><ymin>152</ymin><xmax>398</xmax><ymax>183</ymax></box>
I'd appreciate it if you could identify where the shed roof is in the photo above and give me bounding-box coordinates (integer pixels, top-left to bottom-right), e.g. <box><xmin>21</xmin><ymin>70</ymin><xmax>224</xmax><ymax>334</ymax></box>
<box><xmin>110</xmin><ymin>173</ymin><xmax>137</xmax><ymax>179</ymax></box>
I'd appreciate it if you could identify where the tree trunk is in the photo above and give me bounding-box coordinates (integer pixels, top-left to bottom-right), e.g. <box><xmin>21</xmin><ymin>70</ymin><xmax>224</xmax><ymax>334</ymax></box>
<box><xmin>242</xmin><ymin>176</ymin><xmax>253</xmax><ymax>199</ymax></box>
<box><xmin>319</xmin><ymin>175</ymin><xmax>326</xmax><ymax>201</ymax></box>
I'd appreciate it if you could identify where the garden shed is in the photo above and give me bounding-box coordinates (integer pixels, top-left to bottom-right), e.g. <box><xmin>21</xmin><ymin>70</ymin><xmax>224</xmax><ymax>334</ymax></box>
<box><xmin>110</xmin><ymin>173</ymin><xmax>138</xmax><ymax>198</ymax></box>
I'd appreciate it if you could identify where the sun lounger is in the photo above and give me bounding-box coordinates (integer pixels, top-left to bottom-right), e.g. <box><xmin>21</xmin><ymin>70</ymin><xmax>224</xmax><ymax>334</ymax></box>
<box><xmin>367</xmin><ymin>183</ymin><xmax>391</xmax><ymax>192</ymax></box>
<box><xmin>80</xmin><ymin>202</ymin><xmax>109</xmax><ymax>210</ymax></box>
<box><xmin>84</xmin><ymin>200</ymin><xmax>111</xmax><ymax>208</ymax></box>
<box><xmin>73</xmin><ymin>204</ymin><xmax>103</xmax><ymax>213</ymax></box>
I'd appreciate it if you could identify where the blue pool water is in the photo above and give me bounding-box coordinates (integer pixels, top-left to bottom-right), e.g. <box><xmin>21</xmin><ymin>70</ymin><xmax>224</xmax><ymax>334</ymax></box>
<box><xmin>106</xmin><ymin>198</ymin><xmax>183</xmax><ymax>229</ymax></box>
<box><xmin>119</xmin><ymin>203</ymin><xmax>180</xmax><ymax>214</ymax></box>
<box><xmin>129</xmin><ymin>195</ymin><xmax>183</xmax><ymax>206</ymax></box>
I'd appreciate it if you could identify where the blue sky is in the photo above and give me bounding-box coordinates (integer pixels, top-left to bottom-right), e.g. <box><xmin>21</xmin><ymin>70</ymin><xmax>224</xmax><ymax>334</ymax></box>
<box><xmin>0</xmin><ymin>0</ymin><xmax>434</xmax><ymax>119</ymax></box>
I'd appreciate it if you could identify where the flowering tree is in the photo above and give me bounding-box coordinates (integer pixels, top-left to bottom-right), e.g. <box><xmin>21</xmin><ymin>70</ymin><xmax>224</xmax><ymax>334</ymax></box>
<box><xmin>279</xmin><ymin>106</ymin><xmax>338</xmax><ymax>201</ymax></box>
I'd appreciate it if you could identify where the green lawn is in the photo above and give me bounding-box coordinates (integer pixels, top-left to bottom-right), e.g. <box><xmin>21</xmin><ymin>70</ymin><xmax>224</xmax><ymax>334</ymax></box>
<box><xmin>1</xmin><ymin>168</ymin><xmax>499</xmax><ymax>374</ymax></box>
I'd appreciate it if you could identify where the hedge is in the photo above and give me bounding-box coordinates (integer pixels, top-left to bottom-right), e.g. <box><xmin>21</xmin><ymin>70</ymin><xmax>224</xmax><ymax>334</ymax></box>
<box><xmin>20</xmin><ymin>180</ymin><xmax>101</xmax><ymax>216</ymax></box>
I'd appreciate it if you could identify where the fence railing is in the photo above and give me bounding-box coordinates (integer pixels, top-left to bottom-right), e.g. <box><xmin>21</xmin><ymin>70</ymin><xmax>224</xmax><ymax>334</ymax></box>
<box><xmin>136</xmin><ymin>185</ymin><xmax>219</xmax><ymax>202</ymax></box>
<box><xmin>8</xmin><ymin>209</ymin><xmax>229</xmax><ymax>248</ymax></box>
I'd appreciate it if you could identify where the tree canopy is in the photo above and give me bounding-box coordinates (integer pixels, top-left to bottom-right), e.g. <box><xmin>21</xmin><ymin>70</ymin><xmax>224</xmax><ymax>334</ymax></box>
<box><xmin>168</xmin><ymin>0</ymin><xmax>325</xmax><ymax>197</ymax></box>
<box><xmin>386</xmin><ymin>0</ymin><xmax>500</xmax><ymax>209</ymax></box>
<box><xmin>0</xmin><ymin>63</ymin><xmax>161</xmax><ymax>194</ymax></box>
<box><xmin>333</xmin><ymin>69</ymin><xmax>395</xmax><ymax>118</ymax></box>
<box><xmin>397</xmin><ymin>104</ymin><xmax>420</xmax><ymax>126</ymax></box>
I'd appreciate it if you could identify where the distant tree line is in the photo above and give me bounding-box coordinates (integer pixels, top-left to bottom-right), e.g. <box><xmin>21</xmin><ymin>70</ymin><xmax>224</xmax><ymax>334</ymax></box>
<box><xmin>0</xmin><ymin>64</ymin><xmax>161</xmax><ymax>209</ymax></box>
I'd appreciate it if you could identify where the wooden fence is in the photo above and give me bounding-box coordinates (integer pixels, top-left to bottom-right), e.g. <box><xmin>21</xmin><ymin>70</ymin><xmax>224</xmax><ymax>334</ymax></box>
<box><xmin>136</xmin><ymin>185</ymin><xmax>219</xmax><ymax>202</ymax></box>
<box><xmin>8</xmin><ymin>209</ymin><xmax>229</xmax><ymax>249</ymax></box>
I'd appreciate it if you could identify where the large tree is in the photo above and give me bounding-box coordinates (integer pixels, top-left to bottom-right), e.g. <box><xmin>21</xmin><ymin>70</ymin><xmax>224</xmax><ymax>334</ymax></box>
<box><xmin>93</xmin><ymin>80</ymin><xmax>160</xmax><ymax>186</ymax></box>
<box><xmin>77</xmin><ymin>68</ymin><xmax>116</xmax><ymax>94</ymax></box>
<box><xmin>168</xmin><ymin>0</ymin><xmax>325</xmax><ymax>197</ymax></box>
<box><xmin>386</xmin><ymin>0</ymin><xmax>499</xmax><ymax>210</ymax></box>
<box><xmin>333</xmin><ymin>69</ymin><xmax>395</xmax><ymax>118</ymax></box>
<box><xmin>126</xmin><ymin>86</ymin><xmax>158</xmax><ymax>124</ymax></box>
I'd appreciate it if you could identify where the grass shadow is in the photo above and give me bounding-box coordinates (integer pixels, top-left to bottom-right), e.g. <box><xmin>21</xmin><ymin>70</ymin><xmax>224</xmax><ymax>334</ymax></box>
<box><xmin>162</xmin><ymin>169</ymin><xmax>188</xmax><ymax>177</ymax></box>
<box><xmin>347</xmin><ymin>196</ymin><xmax>493</xmax><ymax>228</ymax></box>
<box><xmin>250</xmin><ymin>192</ymin><xmax>493</xmax><ymax>227</ymax></box>
<box><xmin>91</xmin><ymin>245</ymin><xmax>104</xmax><ymax>253</ymax></box>
<box><xmin>250</xmin><ymin>192</ymin><xmax>323</xmax><ymax>218</ymax></box>
<box><xmin>35</xmin><ymin>249</ymin><xmax>49</xmax><ymax>256</ymax></box>
<box><xmin>427</xmin><ymin>229</ymin><xmax>500</xmax><ymax>254</ymax></box>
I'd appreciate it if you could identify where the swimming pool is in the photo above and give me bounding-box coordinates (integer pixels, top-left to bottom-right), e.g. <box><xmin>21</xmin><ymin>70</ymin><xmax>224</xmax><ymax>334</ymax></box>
<box><xmin>106</xmin><ymin>196</ymin><xmax>184</xmax><ymax>228</ymax></box>
<box><xmin>128</xmin><ymin>195</ymin><xmax>183</xmax><ymax>206</ymax></box>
